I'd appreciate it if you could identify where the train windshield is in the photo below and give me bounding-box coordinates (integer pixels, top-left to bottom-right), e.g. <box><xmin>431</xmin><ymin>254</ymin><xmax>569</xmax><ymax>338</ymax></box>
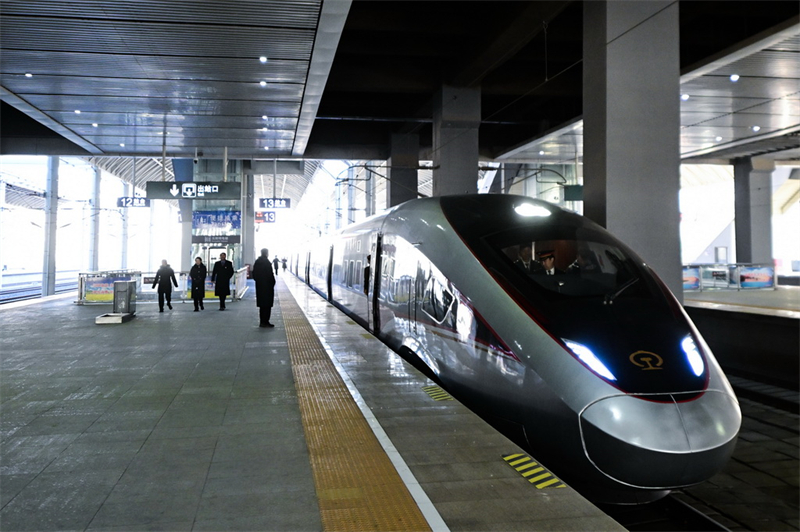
<box><xmin>483</xmin><ymin>225</ymin><xmax>660</xmax><ymax>303</ymax></box>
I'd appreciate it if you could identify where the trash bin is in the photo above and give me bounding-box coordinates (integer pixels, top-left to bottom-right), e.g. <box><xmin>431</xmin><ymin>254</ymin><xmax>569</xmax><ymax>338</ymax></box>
<box><xmin>113</xmin><ymin>280</ymin><xmax>137</xmax><ymax>314</ymax></box>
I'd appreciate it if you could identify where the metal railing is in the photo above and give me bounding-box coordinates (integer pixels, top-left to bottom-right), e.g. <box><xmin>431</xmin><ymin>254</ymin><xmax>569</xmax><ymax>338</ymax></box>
<box><xmin>76</xmin><ymin>268</ymin><xmax>250</xmax><ymax>304</ymax></box>
<box><xmin>683</xmin><ymin>263</ymin><xmax>775</xmax><ymax>291</ymax></box>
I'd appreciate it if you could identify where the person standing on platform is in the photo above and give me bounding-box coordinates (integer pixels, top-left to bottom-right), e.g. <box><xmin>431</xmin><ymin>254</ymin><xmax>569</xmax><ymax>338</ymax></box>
<box><xmin>281</xmin><ymin>258</ymin><xmax>287</xmax><ymax>274</ymax></box>
<box><xmin>152</xmin><ymin>259</ymin><xmax>178</xmax><ymax>312</ymax></box>
<box><xmin>272</xmin><ymin>256</ymin><xmax>280</xmax><ymax>276</ymax></box>
<box><xmin>252</xmin><ymin>248</ymin><xmax>276</xmax><ymax>327</ymax></box>
<box><xmin>189</xmin><ymin>256</ymin><xmax>207</xmax><ymax>311</ymax></box>
<box><xmin>211</xmin><ymin>252</ymin><xmax>234</xmax><ymax>310</ymax></box>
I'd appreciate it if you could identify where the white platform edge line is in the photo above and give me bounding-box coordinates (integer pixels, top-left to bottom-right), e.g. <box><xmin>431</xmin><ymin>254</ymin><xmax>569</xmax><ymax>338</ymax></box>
<box><xmin>0</xmin><ymin>291</ymin><xmax>76</xmax><ymax>311</ymax></box>
<box><xmin>284</xmin><ymin>280</ymin><xmax>451</xmax><ymax>532</ymax></box>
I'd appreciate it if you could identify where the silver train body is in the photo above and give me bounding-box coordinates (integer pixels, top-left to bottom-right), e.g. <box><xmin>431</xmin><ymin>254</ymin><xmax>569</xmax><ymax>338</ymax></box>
<box><xmin>293</xmin><ymin>195</ymin><xmax>740</xmax><ymax>503</ymax></box>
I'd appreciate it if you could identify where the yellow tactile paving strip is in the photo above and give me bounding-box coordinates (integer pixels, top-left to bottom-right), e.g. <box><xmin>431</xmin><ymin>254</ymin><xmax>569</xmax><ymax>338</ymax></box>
<box><xmin>279</xmin><ymin>285</ymin><xmax>432</xmax><ymax>532</ymax></box>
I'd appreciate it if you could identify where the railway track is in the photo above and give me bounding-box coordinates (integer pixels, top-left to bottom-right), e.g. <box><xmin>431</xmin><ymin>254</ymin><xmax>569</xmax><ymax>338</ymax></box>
<box><xmin>599</xmin><ymin>495</ymin><xmax>729</xmax><ymax>531</ymax></box>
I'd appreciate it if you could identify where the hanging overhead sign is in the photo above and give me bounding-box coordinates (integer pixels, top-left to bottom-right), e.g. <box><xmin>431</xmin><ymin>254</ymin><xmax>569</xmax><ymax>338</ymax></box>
<box><xmin>192</xmin><ymin>211</ymin><xmax>241</xmax><ymax>229</ymax></box>
<box><xmin>191</xmin><ymin>235</ymin><xmax>241</xmax><ymax>244</ymax></box>
<box><xmin>117</xmin><ymin>197</ymin><xmax>150</xmax><ymax>208</ymax></box>
<box><xmin>258</xmin><ymin>198</ymin><xmax>291</xmax><ymax>209</ymax></box>
<box><xmin>146</xmin><ymin>181</ymin><xmax>241</xmax><ymax>200</ymax></box>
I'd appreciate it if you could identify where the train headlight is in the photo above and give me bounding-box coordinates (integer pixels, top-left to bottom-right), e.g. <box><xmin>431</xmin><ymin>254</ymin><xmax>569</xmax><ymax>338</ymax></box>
<box><xmin>564</xmin><ymin>340</ymin><xmax>616</xmax><ymax>381</ymax></box>
<box><xmin>681</xmin><ymin>336</ymin><xmax>705</xmax><ymax>377</ymax></box>
<box><xmin>514</xmin><ymin>203</ymin><xmax>551</xmax><ymax>217</ymax></box>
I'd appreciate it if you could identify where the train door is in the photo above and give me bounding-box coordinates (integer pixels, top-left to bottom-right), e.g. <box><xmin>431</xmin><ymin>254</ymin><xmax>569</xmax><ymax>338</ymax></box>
<box><xmin>371</xmin><ymin>234</ymin><xmax>382</xmax><ymax>334</ymax></box>
<box><xmin>410</xmin><ymin>261</ymin><xmax>420</xmax><ymax>335</ymax></box>
<box><xmin>326</xmin><ymin>245</ymin><xmax>334</xmax><ymax>301</ymax></box>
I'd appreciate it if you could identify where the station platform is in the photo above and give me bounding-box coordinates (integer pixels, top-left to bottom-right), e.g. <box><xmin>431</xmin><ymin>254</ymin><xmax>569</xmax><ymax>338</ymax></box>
<box><xmin>0</xmin><ymin>275</ymin><xmax>623</xmax><ymax>531</ymax></box>
<box><xmin>684</xmin><ymin>286</ymin><xmax>800</xmax><ymax>319</ymax></box>
<box><xmin>682</xmin><ymin>287</ymin><xmax>800</xmax><ymax>391</ymax></box>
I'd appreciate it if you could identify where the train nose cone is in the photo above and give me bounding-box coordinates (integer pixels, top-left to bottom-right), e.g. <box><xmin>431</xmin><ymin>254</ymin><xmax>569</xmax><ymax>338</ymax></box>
<box><xmin>579</xmin><ymin>391</ymin><xmax>741</xmax><ymax>488</ymax></box>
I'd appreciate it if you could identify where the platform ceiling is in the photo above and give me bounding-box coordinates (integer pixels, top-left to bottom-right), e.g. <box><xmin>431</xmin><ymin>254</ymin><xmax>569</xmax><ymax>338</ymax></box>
<box><xmin>1</xmin><ymin>1</ymin><xmax>798</xmax><ymax>176</ymax></box>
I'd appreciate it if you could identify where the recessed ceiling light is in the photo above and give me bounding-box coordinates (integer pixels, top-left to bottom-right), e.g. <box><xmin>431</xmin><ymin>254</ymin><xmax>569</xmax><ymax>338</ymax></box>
<box><xmin>259</xmin><ymin>56</ymin><xmax>268</xmax><ymax>63</ymax></box>
<box><xmin>92</xmin><ymin>123</ymin><xmax>98</xmax><ymax>128</ymax></box>
<box><xmin>74</xmin><ymin>110</ymin><xmax>81</xmax><ymax>114</ymax></box>
<box><xmin>730</xmin><ymin>74</ymin><xmax>740</xmax><ymax>82</ymax></box>
<box><xmin>262</xmin><ymin>115</ymin><xmax>268</xmax><ymax>120</ymax></box>
<box><xmin>715</xmin><ymin>136</ymin><xmax>722</xmax><ymax>141</ymax></box>
<box><xmin>264</xmin><ymin>146</ymin><xmax>270</xmax><ymax>151</ymax></box>
<box><xmin>259</xmin><ymin>81</ymin><xmax>267</xmax><ymax>87</ymax></box>
<box><xmin>24</xmin><ymin>73</ymin><xmax>33</xmax><ymax>77</ymax></box>
<box><xmin>751</xmin><ymin>125</ymin><xmax>761</xmax><ymax>132</ymax></box>
<box><xmin>680</xmin><ymin>94</ymin><xmax>690</xmax><ymax>101</ymax></box>
<box><xmin>262</xmin><ymin>127</ymin><xmax>269</xmax><ymax>131</ymax></box>
<box><xmin>120</xmin><ymin>143</ymin><xmax>125</xmax><ymax>147</ymax></box>
<box><xmin>539</xmin><ymin>150</ymin><xmax>545</xmax><ymax>155</ymax></box>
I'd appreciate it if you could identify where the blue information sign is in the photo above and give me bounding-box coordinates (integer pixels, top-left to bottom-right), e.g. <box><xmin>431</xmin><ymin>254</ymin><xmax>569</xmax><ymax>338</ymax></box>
<box><xmin>192</xmin><ymin>211</ymin><xmax>241</xmax><ymax>229</ymax></box>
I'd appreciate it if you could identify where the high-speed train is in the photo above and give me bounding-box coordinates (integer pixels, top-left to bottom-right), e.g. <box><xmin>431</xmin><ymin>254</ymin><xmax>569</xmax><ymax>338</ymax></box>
<box><xmin>292</xmin><ymin>194</ymin><xmax>741</xmax><ymax>504</ymax></box>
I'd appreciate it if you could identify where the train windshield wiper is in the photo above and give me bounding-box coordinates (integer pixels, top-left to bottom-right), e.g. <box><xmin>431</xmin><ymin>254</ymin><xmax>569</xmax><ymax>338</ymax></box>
<box><xmin>604</xmin><ymin>276</ymin><xmax>639</xmax><ymax>305</ymax></box>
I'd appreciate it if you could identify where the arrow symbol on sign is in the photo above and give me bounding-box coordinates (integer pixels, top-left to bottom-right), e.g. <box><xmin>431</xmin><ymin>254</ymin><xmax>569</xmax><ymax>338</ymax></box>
<box><xmin>169</xmin><ymin>184</ymin><xmax>179</xmax><ymax>196</ymax></box>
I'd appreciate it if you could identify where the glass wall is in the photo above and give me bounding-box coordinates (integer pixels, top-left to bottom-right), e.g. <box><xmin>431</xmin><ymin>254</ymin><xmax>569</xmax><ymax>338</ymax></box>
<box><xmin>0</xmin><ymin>155</ymin><xmax>181</xmax><ymax>300</ymax></box>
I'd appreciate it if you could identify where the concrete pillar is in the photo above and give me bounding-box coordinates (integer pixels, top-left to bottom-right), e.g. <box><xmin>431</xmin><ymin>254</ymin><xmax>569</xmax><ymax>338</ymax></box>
<box><xmin>42</xmin><ymin>156</ymin><xmax>59</xmax><ymax>296</ymax></box>
<box><xmin>432</xmin><ymin>86</ymin><xmax>480</xmax><ymax>196</ymax></box>
<box><xmin>334</xmin><ymin>174</ymin><xmax>343</xmax><ymax>231</ymax></box>
<box><xmin>347</xmin><ymin>166</ymin><xmax>356</xmax><ymax>225</ymax></box>
<box><xmin>734</xmin><ymin>157</ymin><xmax>774</xmax><ymax>264</ymax></box>
<box><xmin>0</xmin><ymin>176</ymin><xmax>5</xmax><ymax>287</ymax></box>
<box><xmin>149</xmin><ymin>196</ymin><xmax>158</xmax><ymax>272</ymax></box>
<box><xmin>388</xmin><ymin>134</ymin><xmax>419</xmax><ymax>206</ymax></box>
<box><xmin>172</xmin><ymin>159</ymin><xmax>195</xmax><ymax>272</ymax></box>
<box><xmin>583</xmin><ymin>1</ymin><xmax>683</xmax><ymax>299</ymax></box>
<box><xmin>89</xmin><ymin>167</ymin><xmax>101</xmax><ymax>271</ymax></box>
<box><xmin>242</xmin><ymin>162</ymin><xmax>255</xmax><ymax>268</ymax></box>
<box><xmin>365</xmin><ymin>161</ymin><xmax>376</xmax><ymax>217</ymax></box>
<box><xmin>121</xmin><ymin>183</ymin><xmax>130</xmax><ymax>270</ymax></box>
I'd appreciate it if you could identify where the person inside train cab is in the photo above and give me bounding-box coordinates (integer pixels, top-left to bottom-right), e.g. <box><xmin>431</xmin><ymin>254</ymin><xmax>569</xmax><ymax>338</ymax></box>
<box><xmin>514</xmin><ymin>245</ymin><xmax>543</xmax><ymax>274</ymax></box>
<box><xmin>567</xmin><ymin>247</ymin><xmax>600</xmax><ymax>275</ymax></box>
<box><xmin>537</xmin><ymin>250</ymin><xmax>564</xmax><ymax>276</ymax></box>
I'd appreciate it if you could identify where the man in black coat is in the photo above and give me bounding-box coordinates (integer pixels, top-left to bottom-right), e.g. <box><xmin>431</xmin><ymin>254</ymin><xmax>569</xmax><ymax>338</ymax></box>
<box><xmin>514</xmin><ymin>244</ymin><xmax>544</xmax><ymax>275</ymax></box>
<box><xmin>252</xmin><ymin>248</ymin><xmax>276</xmax><ymax>327</ymax></box>
<box><xmin>152</xmin><ymin>259</ymin><xmax>178</xmax><ymax>312</ymax></box>
<box><xmin>211</xmin><ymin>252</ymin><xmax>235</xmax><ymax>310</ymax></box>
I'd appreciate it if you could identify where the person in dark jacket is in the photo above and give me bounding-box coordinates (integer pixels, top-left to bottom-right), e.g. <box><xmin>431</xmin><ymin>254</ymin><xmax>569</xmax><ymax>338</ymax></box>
<box><xmin>252</xmin><ymin>248</ymin><xmax>276</xmax><ymax>327</ymax></box>
<box><xmin>189</xmin><ymin>257</ymin><xmax>207</xmax><ymax>311</ymax></box>
<box><xmin>514</xmin><ymin>244</ymin><xmax>544</xmax><ymax>274</ymax></box>
<box><xmin>211</xmin><ymin>252</ymin><xmax>234</xmax><ymax>310</ymax></box>
<box><xmin>152</xmin><ymin>259</ymin><xmax>178</xmax><ymax>312</ymax></box>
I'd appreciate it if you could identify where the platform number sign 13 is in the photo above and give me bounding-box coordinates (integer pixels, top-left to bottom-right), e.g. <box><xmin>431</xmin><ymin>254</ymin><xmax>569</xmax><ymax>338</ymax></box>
<box><xmin>259</xmin><ymin>198</ymin><xmax>291</xmax><ymax>209</ymax></box>
<box><xmin>256</xmin><ymin>212</ymin><xmax>276</xmax><ymax>223</ymax></box>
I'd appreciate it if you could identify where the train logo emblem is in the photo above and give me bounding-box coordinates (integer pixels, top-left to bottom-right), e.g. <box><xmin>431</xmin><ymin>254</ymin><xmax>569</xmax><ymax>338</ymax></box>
<box><xmin>629</xmin><ymin>351</ymin><xmax>664</xmax><ymax>370</ymax></box>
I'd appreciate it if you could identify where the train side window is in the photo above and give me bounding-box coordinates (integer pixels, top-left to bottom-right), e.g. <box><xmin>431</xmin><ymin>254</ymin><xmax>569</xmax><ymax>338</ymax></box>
<box><xmin>422</xmin><ymin>276</ymin><xmax>453</xmax><ymax>322</ymax></box>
